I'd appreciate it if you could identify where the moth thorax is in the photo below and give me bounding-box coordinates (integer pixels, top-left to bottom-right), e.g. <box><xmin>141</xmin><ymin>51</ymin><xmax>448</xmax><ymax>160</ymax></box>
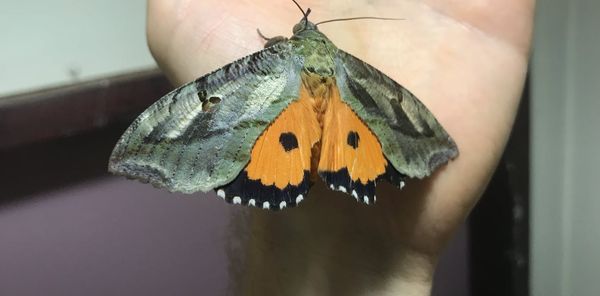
<box><xmin>301</xmin><ymin>73</ymin><xmax>333</xmax><ymax>98</ymax></box>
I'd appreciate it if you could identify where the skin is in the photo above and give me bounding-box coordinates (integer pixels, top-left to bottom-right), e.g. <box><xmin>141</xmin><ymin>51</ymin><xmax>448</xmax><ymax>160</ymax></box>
<box><xmin>147</xmin><ymin>0</ymin><xmax>534</xmax><ymax>295</ymax></box>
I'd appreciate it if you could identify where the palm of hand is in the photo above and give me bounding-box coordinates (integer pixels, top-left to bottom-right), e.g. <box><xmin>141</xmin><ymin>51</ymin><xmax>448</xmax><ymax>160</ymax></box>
<box><xmin>147</xmin><ymin>0</ymin><xmax>533</xmax><ymax>294</ymax></box>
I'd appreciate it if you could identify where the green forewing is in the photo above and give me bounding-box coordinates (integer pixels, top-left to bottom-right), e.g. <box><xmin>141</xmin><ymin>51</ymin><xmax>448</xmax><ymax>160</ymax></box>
<box><xmin>109</xmin><ymin>42</ymin><xmax>303</xmax><ymax>193</ymax></box>
<box><xmin>335</xmin><ymin>50</ymin><xmax>458</xmax><ymax>179</ymax></box>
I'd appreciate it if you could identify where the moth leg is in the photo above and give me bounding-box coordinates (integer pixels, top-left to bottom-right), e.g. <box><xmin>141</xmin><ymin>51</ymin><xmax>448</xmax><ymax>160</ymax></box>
<box><xmin>256</xmin><ymin>28</ymin><xmax>288</xmax><ymax>48</ymax></box>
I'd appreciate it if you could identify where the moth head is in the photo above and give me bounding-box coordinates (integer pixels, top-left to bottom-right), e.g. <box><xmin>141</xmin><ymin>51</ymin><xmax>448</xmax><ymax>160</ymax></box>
<box><xmin>289</xmin><ymin>0</ymin><xmax>404</xmax><ymax>35</ymax></box>
<box><xmin>292</xmin><ymin>3</ymin><xmax>317</xmax><ymax>35</ymax></box>
<box><xmin>293</xmin><ymin>19</ymin><xmax>317</xmax><ymax>34</ymax></box>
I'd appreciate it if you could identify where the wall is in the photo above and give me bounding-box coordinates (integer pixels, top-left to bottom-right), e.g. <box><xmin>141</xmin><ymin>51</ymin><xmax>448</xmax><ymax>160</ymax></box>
<box><xmin>0</xmin><ymin>177</ymin><xmax>468</xmax><ymax>295</ymax></box>
<box><xmin>0</xmin><ymin>0</ymin><xmax>155</xmax><ymax>96</ymax></box>
<box><xmin>0</xmin><ymin>178</ymin><xmax>232</xmax><ymax>295</ymax></box>
<box><xmin>531</xmin><ymin>0</ymin><xmax>600</xmax><ymax>295</ymax></box>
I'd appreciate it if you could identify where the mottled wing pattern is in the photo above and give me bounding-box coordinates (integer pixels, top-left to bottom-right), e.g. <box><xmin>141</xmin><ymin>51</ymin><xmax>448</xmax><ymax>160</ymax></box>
<box><xmin>109</xmin><ymin>42</ymin><xmax>304</xmax><ymax>193</ymax></box>
<box><xmin>334</xmin><ymin>50</ymin><xmax>458</xmax><ymax>180</ymax></box>
<box><xmin>216</xmin><ymin>84</ymin><xmax>321</xmax><ymax>210</ymax></box>
<box><xmin>317</xmin><ymin>83</ymin><xmax>400</xmax><ymax>205</ymax></box>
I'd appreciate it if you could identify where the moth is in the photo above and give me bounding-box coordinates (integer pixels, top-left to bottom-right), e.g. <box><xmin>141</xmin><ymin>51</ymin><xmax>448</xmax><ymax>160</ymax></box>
<box><xmin>108</xmin><ymin>1</ymin><xmax>458</xmax><ymax>210</ymax></box>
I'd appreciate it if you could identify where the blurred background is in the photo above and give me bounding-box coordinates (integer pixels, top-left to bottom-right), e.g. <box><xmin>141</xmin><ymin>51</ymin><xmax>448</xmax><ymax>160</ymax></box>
<box><xmin>0</xmin><ymin>0</ymin><xmax>598</xmax><ymax>295</ymax></box>
<box><xmin>0</xmin><ymin>1</ymin><xmax>154</xmax><ymax>96</ymax></box>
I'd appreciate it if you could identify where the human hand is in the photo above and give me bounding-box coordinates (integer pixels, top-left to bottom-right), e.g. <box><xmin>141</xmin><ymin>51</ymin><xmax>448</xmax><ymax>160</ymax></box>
<box><xmin>147</xmin><ymin>0</ymin><xmax>534</xmax><ymax>295</ymax></box>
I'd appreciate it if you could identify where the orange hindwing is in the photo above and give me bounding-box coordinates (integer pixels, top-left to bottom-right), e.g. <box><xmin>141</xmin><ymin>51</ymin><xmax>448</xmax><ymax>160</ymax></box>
<box><xmin>218</xmin><ymin>76</ymin><xmax>405</xmax><ymax>209</ymax></box>
<box><xmin>216</xmin><ymin>84</ymin><xmax>320</xmax><ymax>210</ymax></box>
<box><xmin>317</xmin><ymin>84</ymin><xmax>397</xmax><ymax>205</ymax></box>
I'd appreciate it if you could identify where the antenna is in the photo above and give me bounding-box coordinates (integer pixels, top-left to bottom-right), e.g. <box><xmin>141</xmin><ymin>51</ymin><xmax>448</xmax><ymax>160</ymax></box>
<box><xmin>291</xmin><ymin>0</ymin><xmax>307</xmax><ymax>17</ymax></box>
<box><xmin>315</xmin><ymin>16</ymin><xmax>405</xmax><ymax>26</ymax></box>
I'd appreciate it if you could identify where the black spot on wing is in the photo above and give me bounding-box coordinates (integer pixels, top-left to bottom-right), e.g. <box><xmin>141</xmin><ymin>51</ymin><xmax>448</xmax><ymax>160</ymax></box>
<box><xmin>216</xmin><ymin>170</ymin><xmax>311</xmax><ymax>210</ymax></box>
<box><xmin>202</xmin><ymin>95</ymin><xmax>222</xmax><ymax>112</ymax></box>
<box><xmin>197</xmin><ymin>90</ymin><xmax>207</xmax><ymax>102</ymax></box>
<box><xmin>279</xmin><ymin>132</ymin><xmax>299</xmax><ymax>152</ymax></box>
<box><xmin>347</xmin><ymin>131</ymin><xmax>360</xmax><ymax>149</ymax></box>
<box><xmin>209</xmin><ymin>96</ymin><xmax>221</xmax><ymax>104</ymax></box>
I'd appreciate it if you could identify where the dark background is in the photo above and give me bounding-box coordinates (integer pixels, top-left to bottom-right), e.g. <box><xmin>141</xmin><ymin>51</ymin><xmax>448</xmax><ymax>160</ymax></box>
<box><xmin>0</xmin><ymin>71</ymin><xmax>527</xmax><ymax>295</ymax></box>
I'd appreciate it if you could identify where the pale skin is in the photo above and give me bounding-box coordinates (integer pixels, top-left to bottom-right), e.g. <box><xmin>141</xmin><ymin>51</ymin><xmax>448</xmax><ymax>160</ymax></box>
<box><xmin>147</xmin><ymin>0</ymin><xmax>534</xmax><ymax>295</ymax></box>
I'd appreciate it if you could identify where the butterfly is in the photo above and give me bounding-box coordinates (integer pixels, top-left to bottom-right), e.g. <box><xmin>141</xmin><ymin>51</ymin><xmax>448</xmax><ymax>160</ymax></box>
<box><xmin>108</xmin><ymin>1</ymin><xmax>458</xmax><ymax>210</ymax></box>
